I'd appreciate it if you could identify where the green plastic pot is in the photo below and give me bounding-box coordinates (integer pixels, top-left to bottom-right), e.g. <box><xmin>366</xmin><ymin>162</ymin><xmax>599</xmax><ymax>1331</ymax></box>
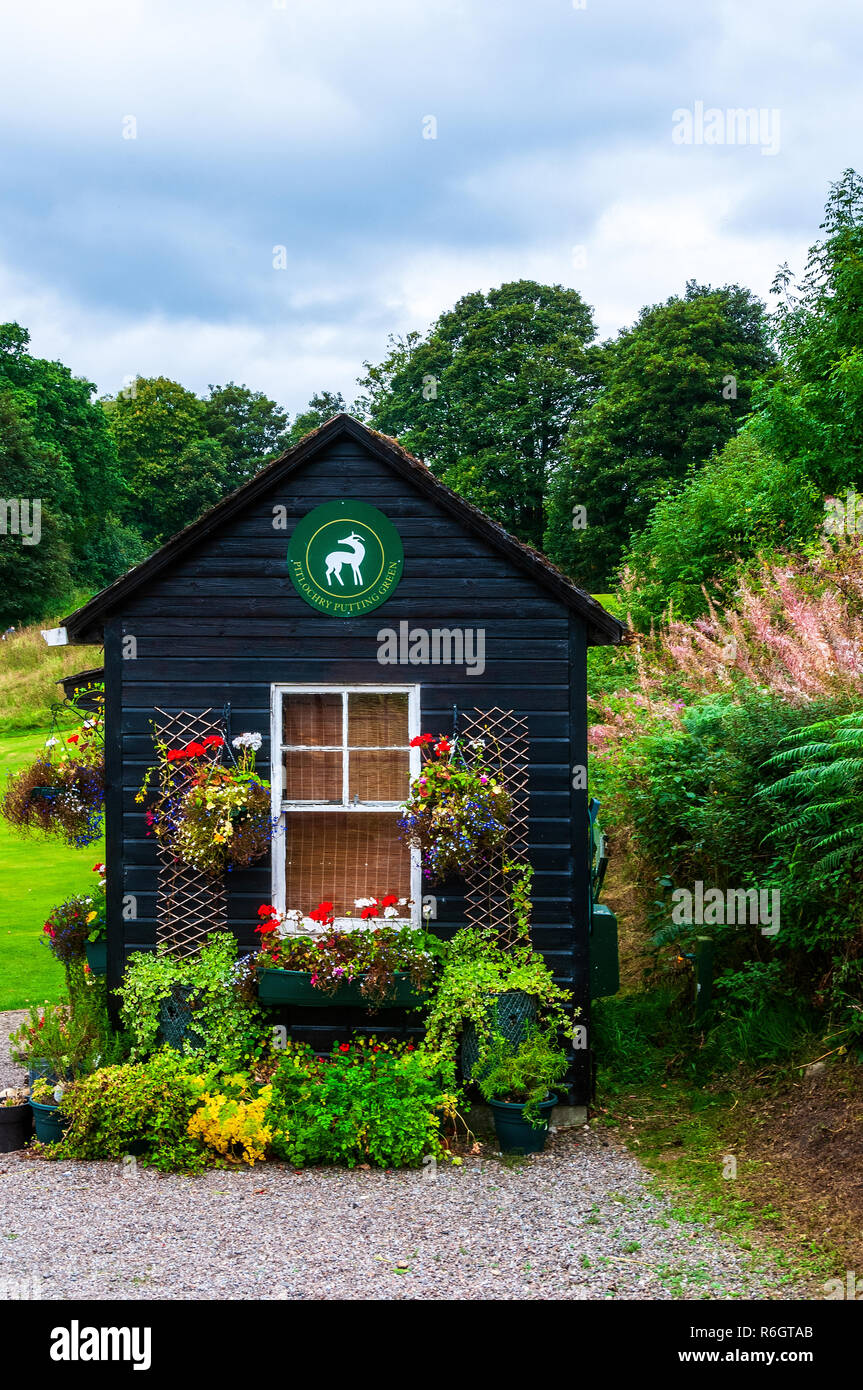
<box><xmin>487</xmin><ymin>1094</ymin><xmax>558</xmax><ymax>1154</ymax></box>
<box><xmin>85</xmin><ymin>939</ymin><xmax>107</xmax><ymax>975</ymax></box>
<box><xmin>256</xmin><ymin>969</ymin><xmax>428</xmax><ymax>1008</ymax></box>
<box><xmin>30</xmin><ymin>1099</ymin><xmax>68</xmax><ymax>1145</ymax></box>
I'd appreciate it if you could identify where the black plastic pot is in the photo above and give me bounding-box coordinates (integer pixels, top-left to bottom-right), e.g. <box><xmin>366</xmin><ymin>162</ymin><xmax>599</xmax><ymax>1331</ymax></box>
<box><xmin>0</xmin><ymin>1102</ymin><xmax>33</xmax><ymax>1152</ymax></box>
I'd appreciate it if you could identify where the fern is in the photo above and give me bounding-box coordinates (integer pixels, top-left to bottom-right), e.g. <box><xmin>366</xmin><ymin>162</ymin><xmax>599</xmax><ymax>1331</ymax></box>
<box><xmin>761</xmin><ymin>712</ymin><xmax>863</xmax><ymax>869</ymax></box>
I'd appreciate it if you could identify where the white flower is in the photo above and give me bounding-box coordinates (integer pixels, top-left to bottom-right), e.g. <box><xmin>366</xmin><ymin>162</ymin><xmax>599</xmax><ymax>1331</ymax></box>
<box><xmin>354</xmin><ymin>897</ymin><xmax>375</xmax><ymax>909</ymax></box>
<box><xmin>384</xmin><ymin>905</ymin><xmax>399</xmax><ymax>919</ymax></box>
<box><xmin>45</xmin><ymin>736</ymin><xmax>58</xmax><ymax>748</ymax></box>
<box><xmin>232</xmin><ymin>731</ymin><xmax>263</xmax><ymax>751</ymax></box>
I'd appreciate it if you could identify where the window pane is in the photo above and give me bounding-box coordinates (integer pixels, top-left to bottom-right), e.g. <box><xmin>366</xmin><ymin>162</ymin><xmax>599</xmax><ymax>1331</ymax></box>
<box><xmin>285</xmin><ymin>812</ymin><xmax>411</xmax><ymax>917</ymax></box>
<box><xmin>348</xmin><ymin>691</ymin><xmax>409</xmax><ymax>747</ymax></box>
<box><xmin>283</xmin><ymin>693</ymin><xmax>342</xmax><ymax>747</ymax></box>
<box><xmin>283</xmin><ymin>750</ymin><xmax>342</xmax><ymax>803</ymax></box>
<box><xmin>348</xmin><ymin>750</ymin><xmax>410</xmax><ymax>802</ymax></box>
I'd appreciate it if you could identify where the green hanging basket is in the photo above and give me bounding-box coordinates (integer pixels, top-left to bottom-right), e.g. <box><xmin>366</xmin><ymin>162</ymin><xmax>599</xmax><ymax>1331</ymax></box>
<box><xmin>460</xmin><ymin>990</ymin><xmax>537</xmax><ymax>1082</ymax></box>
<box><xmin>157</xmin><ymin>984</ymin><xmax>204</xmax><ymax>1051</ymax></box>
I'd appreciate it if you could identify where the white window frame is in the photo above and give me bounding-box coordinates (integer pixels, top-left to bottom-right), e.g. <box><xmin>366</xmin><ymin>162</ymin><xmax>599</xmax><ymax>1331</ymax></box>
<box><xmin>270</xmin><ymin>683</ymin><xmax>422</xmax><ymax>927</ymax></box>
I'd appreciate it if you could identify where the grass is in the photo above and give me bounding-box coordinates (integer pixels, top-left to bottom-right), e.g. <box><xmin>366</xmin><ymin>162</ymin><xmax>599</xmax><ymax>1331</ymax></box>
<box><xmin>0</xmin><ymin>620</ymin><xmax>102</xmax><ymax>734</ymax></box>
<box><xmin>0</xmin><ymin>728</ymin><xmax>104</xmax><ymax>1009</ymax></box>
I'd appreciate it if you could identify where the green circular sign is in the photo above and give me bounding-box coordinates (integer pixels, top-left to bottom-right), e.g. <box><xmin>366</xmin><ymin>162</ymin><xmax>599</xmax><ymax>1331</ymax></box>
<box><xmin>287</xmin><ymin>500</ymin><xmax>404</xmax><ymax>616</ymax></box>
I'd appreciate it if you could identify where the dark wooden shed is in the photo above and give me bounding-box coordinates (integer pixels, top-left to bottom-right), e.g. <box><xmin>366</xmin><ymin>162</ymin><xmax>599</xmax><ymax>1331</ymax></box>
<box><xmin>63</xmin><ymin>414</ymin><xmax>622</xmax><ymax>1106</ymax></box>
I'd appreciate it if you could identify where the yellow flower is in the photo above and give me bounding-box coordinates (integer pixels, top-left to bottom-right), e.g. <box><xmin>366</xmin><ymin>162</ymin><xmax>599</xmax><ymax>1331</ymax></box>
<box><xmin>86</xmin><ymin>911</ymin><xmax>97</xmax><ymax>924</ymax></box>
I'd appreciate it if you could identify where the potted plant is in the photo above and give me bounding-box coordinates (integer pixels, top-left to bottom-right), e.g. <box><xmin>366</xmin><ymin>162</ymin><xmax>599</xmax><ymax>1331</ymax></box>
<box><xmin>8</xmin><ymin>996</ymin><xmax>108</xmax><ymax>1085</ymax></box>
<box><xmin>254</xmin><ymin>897</ymin><xmax>442</xmax><ymax>1007</ymax></box>
<box><xmin>476</xmin><ymin>1026</ymin><xmax>568</xmax><ymax>1154</ymax></box>
<box><xmin>398</xmin><ymin>733</ymin><xmax>512</xmax><ymax>881</ymax></box>
<box><xmin>137</xmin><ymin>730</ymin><xmax>275</xmax><ymax>877</ymax></box>
<box><xmin>0</xmin><ymin>1086</ymin><xmax>32</xmax><ymax>1152</ymax></box>
<box><xmin>422</xmin><ymin>915</ymin><xmax>572</xmax><ymax>1085</ymax></box>
<box><xmin>29</xmin><ymin>1077</ymin><xmax>71</xmax><ymax>1144</ymax></box>
<box><xmin>40</xmin><ymin>864</ymin><xmax>108</xmax><ymax>980</ymax></box>
<box><xmin>0</xmin><ymin>697</ymin><xmax>105</xmax><ymax>848</ymax></box>
<box><xmin>84</xmin><ymin>863</ymin><xmax>108</xmax><ymax>975</ymax></box>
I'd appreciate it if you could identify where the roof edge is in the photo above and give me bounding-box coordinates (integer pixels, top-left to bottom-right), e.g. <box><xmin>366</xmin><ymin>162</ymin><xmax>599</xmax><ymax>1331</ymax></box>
<box><xmin>63</xmin><ymin>414</ymin><xmax>624</xmax><ymax>646</ymax></box>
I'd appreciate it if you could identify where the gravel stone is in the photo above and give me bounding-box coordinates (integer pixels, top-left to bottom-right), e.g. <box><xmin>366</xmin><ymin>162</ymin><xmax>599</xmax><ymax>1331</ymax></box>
<box><xmin>0</xmin><ymin>1009</ymin><xmax>808</xmax><ymax>1301</ymax></box>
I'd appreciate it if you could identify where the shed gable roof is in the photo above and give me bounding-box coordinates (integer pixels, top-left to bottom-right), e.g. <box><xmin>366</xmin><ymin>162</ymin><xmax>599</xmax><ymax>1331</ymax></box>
<box><xmin>63</xmin><ymin>414</ymin><xmax>624</xmax><ymax>645</ymax></box>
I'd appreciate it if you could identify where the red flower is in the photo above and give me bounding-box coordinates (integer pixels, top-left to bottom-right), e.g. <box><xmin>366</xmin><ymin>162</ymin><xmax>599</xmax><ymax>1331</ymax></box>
<box><xmin>339</xmin><ymin>1043</ymin><xmax>350</xmax><ymax>1053</ymax></box>
<box><xmin>257</xmin><ymin>904</ymin><xmax>278</xmax><ymax>918</ymax></box>
<box><xmin>360</xmin><ymin>904</ymin><xmax>379</xmax><ymax>920</ymax></box>
<box><xmin>381</xmin><ymin>894</ymin><xmax>399</xmax><ymax>908</ymax></box>
<box><xmin>202</xmin><ymin>735</ymin><xmax>224</xmax><ymax>748</ymax></box>
<box><xmin>67</xmin><ymin>734</ymin><xmax>80</xmax><ymax>745</ymax></box>
<box><xmin>434</xmin><ymin>737</ymin><xmax>452</xmax><ymax>756</ymax></box>
<box><xmin>309</xmin><ymin>901</ymin><xmax>335</xmax><ymax>924</ymax></box>
<box><xmin>166</xmin><ymin>748</ymin><xmax>187</xmax><ymax>762</ymax></box>
<box><xmin>184</xmin><ymin>741</ymin><xmax>207</xmax><ymax>758</ymax></box>
<box><xmin>410</xmin><ymin>733</ymin><xmax>434</xmax><ymax>747</ymax></box>
<box><xmin>255</xmin><ymin>922</ymin><xmax>277</xmax><ymax>934</ymax></box>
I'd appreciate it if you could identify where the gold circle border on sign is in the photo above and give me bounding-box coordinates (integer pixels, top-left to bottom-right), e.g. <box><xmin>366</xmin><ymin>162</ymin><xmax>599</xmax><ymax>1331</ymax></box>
<box><xmin>304</xmin><ymin>518</ymin><xmax>388</xmax><ymax>598</ymax></box>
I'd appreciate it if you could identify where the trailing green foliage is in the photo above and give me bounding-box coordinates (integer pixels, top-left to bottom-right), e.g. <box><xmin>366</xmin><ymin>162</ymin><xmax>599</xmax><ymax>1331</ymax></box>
<box><xmin>116</xmin><ymin>933</ymin><xmax>268</xmax><ymax>1067</ymax></box>
<box><xmin>421</xmin><ymin>924</ymin><xmax>572</xmax><ymax>1084</ymax></box>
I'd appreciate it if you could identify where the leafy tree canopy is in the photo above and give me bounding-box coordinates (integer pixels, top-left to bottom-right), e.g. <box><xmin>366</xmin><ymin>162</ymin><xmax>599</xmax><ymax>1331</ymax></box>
<box><xmin>544</xmin><ymin>282</ymin><xmax>776</xmax><ymax>590</ymax></box>
<box><xmin>202</xmin><ymin>381</ymin><xmax>290</xmax><ymax>489</ymax></box>
<box><xmin>356</xmin><ymin>281</ymin><xmax>598</xmax><ymax>547</ymax></box>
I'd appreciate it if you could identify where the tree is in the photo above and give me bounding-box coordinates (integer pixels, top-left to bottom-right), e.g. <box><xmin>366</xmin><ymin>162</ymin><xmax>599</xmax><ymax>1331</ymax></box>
<box><xmin>286</xmin><ymin>390</ymin><xmax>347</xmax><ymax>447</ymax></box>
<box><xmin>356</xmin><ymin>281</ymin><xmax>598</xmax><ymax>547</ymax></box>
<box><xmin>202</xmin><ymin>382</ymin><xmax>289</xmax><ymax>489</ymax></box>
<box><xmin>751</xmin><ymin>168</ymin><xmax>863</xmax><ymax>496</ymax></box>
<box><xmin>0</xmin><ymin>323</ymin><xmax>132</xmax><ymax>608</ymax></box>
<box><xmin>544</xmin><ymin>282</ymin><xmax>776</xmax><ymax>589</ymax></box>
<box><xmin>620</xmin><ymin>432</ymin><xmax>822</xmax><ymax>625</ymax></box>
<box><xmin>106</xmin><ymin>376</ymin><xmax>230</xmax><ymax>541</ymax></box>
<box><xmin>0</xmin><ymin>391</ymin><xmax>74</xmax><ymax>627</ymax></box>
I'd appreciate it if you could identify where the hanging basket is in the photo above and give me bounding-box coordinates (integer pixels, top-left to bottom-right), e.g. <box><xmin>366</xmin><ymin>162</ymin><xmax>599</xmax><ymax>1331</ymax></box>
<box><xmin>460</xmin><ymin>990</ymin><xmax>537</xmax><ymax>1082</ymax></box>
<box><xmin>157</xmin><ymin>984</ymin><xmax>205</xmax><ymax>1051</ymax></box>
<box><xmin>85</xmin><ymin>940</ymin><xmax>107</xmax><ymax>976</ymax></box>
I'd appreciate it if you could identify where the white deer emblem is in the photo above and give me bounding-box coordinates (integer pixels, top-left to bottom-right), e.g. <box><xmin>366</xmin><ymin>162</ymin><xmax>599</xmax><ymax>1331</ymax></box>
<box><xmin>324</xmin><ymin>531</ymin><xmax>366</xmax><ymax>587</ymax></box>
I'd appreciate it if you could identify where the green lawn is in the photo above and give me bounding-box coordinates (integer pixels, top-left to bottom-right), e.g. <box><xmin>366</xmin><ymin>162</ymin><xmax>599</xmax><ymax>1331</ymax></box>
<box><xmin>0</xmin><ymin>730</ymin><xmax>105</xmax><ymax>1009</ymax></box>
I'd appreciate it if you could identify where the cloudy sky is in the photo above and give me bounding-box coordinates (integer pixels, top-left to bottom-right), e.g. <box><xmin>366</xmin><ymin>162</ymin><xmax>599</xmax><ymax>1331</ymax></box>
<box><xmin>1</xmin><ymin>0</ymin><xmax>860</xmax><ymax>414</ymax></box>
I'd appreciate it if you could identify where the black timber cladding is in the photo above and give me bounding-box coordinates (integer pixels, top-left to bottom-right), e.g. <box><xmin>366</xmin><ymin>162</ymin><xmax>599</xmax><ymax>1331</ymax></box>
<box><xmin>69</xmin><ymin>418</ymin><xmax>622</xmax><ymax>1104</ymax></box>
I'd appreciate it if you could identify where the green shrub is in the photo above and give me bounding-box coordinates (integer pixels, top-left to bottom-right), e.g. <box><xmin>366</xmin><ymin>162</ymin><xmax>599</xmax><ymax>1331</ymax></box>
<box><xmin>56</xmin><ymin>1050</ymin><xmax>217</xmax><ymax>1172</ymax></box>
<box><xmin>267</xmin><ymin>1039</ymin><xmax>455</xmax><ymax>1169</ymax></box>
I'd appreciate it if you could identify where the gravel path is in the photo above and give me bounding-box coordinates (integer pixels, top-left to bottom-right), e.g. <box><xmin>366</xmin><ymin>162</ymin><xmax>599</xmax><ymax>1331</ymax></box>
<box><xmin>0</xmin><ymin>1011</ymin><xmax>807</xmax><ymax>1301</ymax></box>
